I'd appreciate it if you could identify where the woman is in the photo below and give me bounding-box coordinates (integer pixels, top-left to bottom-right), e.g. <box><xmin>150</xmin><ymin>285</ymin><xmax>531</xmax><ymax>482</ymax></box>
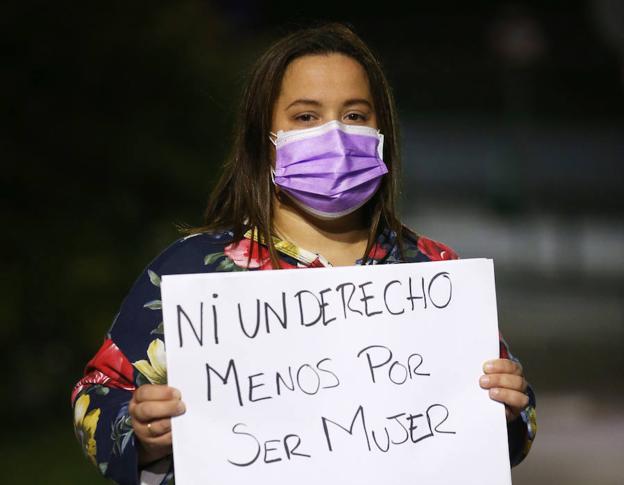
<box><xmin>71</xmin><ymin>23</ymin><xmax>536</xmax><ymax>484</ymax></box>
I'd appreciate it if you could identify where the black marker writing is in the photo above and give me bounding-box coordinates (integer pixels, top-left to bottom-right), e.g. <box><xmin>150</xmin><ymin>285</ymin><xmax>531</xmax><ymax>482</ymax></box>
<box><xmin>357</xmin><ymin>345</ymin><xmax>431</xmax><ymax>385</ymax></box>
<box><xmin>177</xmin><ymin>303</ymin><xmax>203</xmax><ymax>348</ymax></box>
<box><xmin>228</xmin><ymin>424</ymin><xmax>311</xmax><ymax>466</ymax></box>
<box><xmin>321</xmin><ymin>403</ymin><xmax>455</xmax><ymax>455</ymax></box>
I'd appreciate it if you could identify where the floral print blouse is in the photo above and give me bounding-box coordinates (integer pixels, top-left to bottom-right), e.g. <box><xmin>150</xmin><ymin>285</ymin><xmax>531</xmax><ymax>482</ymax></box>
<box><xmin>71</xmin><ymin>225</ymin><xmax>537</xmax><ymax>484</ymax></box>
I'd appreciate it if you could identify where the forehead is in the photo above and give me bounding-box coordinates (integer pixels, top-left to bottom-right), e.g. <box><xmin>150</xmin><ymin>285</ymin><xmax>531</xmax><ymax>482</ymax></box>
<box><xmin>279</xmin><ymin>53</ymin><xmax>372</xmax><ymax>101</ymax></box>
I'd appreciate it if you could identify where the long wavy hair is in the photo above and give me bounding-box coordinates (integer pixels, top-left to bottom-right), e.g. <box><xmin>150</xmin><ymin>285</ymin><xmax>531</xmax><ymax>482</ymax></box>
<box><xmin>189</xmin><ymin>22</ymin><xmax>406</xmax><ymax>268</ymax></box>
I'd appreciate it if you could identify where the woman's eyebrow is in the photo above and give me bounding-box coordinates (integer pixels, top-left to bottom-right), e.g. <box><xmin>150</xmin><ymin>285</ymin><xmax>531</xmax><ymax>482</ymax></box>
<box><xmin>343</xmin><ymin>98</ymin><xmax>373</xmax><ymax>109</ymax></box>
<box><xmin>285</xmin><ymin>99</ymin><xmax>323</xmax><ymax>110</ymax></box>
<box><xmin>285</xmin><ymin>98</ymin><xmax>373</xmax><ymax>110</ymax></box>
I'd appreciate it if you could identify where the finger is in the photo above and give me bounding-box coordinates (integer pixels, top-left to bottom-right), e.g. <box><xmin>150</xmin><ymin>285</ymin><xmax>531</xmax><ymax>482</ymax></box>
<box><xmin>144</xmin><ymin>418</ymin><xmax>172</xmax><ymax>438</ymax></box>
<box><xmin>483</xmin><ymin>359</ymin><xmax>523</xmax><ymax>376</ymax></box>
<box><xmin>488</xmin><ymin>388</ymin><xmax>530</xmax><ymax>410</ymax></box>
<box><xmin>134</xmin><ymin>385</ymin><xmax>181</xmax><ymax>403</ymax></box>
<box><xmin>132</xmin><ymin>416</ymin><xmax>172</xmax><ymax>442</ymax></box>
<box><xmin>479</xmin><ymin>373</ymin><xmax>527</xmax><ymax>392</ymax></box>
<box><xmin>132</xmin><ymin>399</ymin><xmax>186</xmax><ymax>423</ymax></box>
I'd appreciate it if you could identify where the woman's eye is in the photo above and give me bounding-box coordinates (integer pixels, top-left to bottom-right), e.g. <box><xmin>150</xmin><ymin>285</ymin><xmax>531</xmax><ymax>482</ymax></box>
<box><xmin>295</xmin><ymin>113</ymin><xmax>315</xmax><ymax>122</ymax></box>
<box><xmin>345</xmin><ymin>112</ymin><xmax>367</xmax><ymax>122</ymax></box>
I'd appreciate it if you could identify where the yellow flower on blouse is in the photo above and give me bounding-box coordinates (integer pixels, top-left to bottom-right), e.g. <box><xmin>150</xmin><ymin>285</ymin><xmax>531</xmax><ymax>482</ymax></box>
<box><xmin>523</xmin><ymin>406</ymin><xmax>538</xmax><ymax>456</ymax></box>
<box><xmin>133</xmin><ymin>338</ymin><xmax>167</xmax><ymax>384</ymax></box>
<box><xmin>73</xmin><ymin>393</ymin><xmax>101</xmax><ymax>465</ymax></box>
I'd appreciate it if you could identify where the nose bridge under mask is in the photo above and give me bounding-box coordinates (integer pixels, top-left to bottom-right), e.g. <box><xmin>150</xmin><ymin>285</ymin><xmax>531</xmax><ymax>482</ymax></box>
<box><xmin>273</xmin><ymin>120</ymin><xmax>380</xmax><ymax>145</ymax></box>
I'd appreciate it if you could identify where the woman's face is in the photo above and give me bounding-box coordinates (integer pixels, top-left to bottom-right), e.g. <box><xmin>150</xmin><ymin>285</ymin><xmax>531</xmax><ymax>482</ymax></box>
<box><xmin>271</xmin><ymin>53</ymin><xmax>377</xmax><ymax>133</ymax></box>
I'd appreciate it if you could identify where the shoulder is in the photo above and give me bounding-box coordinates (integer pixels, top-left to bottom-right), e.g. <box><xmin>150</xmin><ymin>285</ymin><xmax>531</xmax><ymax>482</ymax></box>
<box><xmin>400</xmin><ymin>225</ymin><xmax>460</xmax><ymax>262</ymax></box>
<box><xmin>145</xmin><ymin>228</ymin><xmax>239</xmax><ymax>276</ymax></box>
<box><xmin>107</xmin><ymin>228</ymin><xmax>240</xmax><ymax>350</ymax></box>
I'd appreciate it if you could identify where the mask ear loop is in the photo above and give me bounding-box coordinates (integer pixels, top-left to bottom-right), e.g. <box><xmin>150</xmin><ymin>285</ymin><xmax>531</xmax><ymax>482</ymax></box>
<box><xmin>268</xmin><ymin>131</ymin><xmax>278</xmax><ymax>146</ymax></box>
<box><xmin>270</xmin><ymin>168</ymin><xmax>285</xmax><ymax>202</ymax></box>
<box><xmin>376</xmin><ymin>133</ymin><xmax>385</xmax><ymax>160</ymax></box>
<box><xmin>268</xmin><ymin>131</ymin><xmax>280</xmax><ymax>196</ymax></box>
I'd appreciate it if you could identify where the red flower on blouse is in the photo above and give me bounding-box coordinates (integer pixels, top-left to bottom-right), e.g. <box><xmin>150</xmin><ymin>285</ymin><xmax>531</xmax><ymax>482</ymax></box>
<box><xmin>224</xmin><ymin>238</ymin><xmax>272</xmax><ymax>269</ymax></box>
<box><xmin>367</xmin><ymin>241</ymin><xmax>390</xmax><ymax>261</ymax></box>
<box><xmin>71</xmin><ymin>338</ymin><xmax>136</xmax><ymax>404</ymax></box>
<box><xmin>224</xmin><ymin>238</ymin><xmax>298</xmax><ymax>270</ymax></box>
<box><xmin>417</xmin><ymin>236</ymin><xmax>459</xmax><ymax>261</ymax></box>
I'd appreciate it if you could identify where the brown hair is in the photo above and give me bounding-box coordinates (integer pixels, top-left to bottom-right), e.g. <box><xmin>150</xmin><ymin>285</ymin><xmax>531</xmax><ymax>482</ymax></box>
<box><xmin>189</xmin><ymin>22</ymin><xmax>405</xmax><ymax>268</ymax></box>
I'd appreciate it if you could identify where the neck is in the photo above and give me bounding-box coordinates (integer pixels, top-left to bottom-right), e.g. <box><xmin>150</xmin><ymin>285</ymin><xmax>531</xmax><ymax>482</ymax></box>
<box><xmin>271</xmin><ymin>192</ymin><xmax>370</xmax><ymax>253</ymax></box>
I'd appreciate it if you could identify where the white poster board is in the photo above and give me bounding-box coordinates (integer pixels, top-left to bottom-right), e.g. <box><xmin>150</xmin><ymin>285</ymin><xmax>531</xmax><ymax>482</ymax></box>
<box><xmin>161</xmin><ymin>258</ymin><xmax>511</xmax><ymax>485</ymax></box>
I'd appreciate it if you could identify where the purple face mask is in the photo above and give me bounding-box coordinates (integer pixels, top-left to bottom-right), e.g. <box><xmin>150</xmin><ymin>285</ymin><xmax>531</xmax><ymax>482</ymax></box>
<box><xmin>270</xmin><ymin>120</ymin><xmax>388</xmax><ymax>219</ymax></box>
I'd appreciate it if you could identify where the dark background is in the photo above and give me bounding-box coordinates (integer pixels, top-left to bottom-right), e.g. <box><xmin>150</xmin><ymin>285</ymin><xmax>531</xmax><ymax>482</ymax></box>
<box><xmin>2</xmin><ymin>1</ymin><xmax>623</xmax><ymax>483</ymax></box>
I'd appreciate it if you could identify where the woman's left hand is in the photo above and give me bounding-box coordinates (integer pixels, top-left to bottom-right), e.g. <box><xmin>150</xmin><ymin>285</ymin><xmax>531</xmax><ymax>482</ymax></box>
<box><xmin>479</xmin><ymin>358</ymin><xmax>529</xmax><ymax>422</ymax></box>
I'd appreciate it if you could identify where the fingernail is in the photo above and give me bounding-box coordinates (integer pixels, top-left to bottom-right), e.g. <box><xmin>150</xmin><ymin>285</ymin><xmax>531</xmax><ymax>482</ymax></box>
<box><xmin>172</xmin><ymin>389</ymin><xmax>181</xmax><ymax>400</ymax></box>
<box><xmin>489</xmin><ymin>388</ymin><xmax>500</xmax><ymax>397</ymax></box>
<box><xmin>177</xmin><ymin>401</ymin><xmax>186</xmax><ymax>414</ymax></box>
<box><xmin>484</xmin><ymin>362</ymin><xmax>495</xmax><ymax>372</ymax></box>
<box><xmin>479</xmin><ymin>376</ymin><xmax>490</xmax><ymax>386</ymax></box>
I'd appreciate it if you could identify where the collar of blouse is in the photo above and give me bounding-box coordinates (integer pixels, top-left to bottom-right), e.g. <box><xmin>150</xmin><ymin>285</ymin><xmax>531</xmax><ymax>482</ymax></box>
<box><xmin>242</xmin><ymin>225</ymin><xmax>398</xmax><ymax>268</ymax></box>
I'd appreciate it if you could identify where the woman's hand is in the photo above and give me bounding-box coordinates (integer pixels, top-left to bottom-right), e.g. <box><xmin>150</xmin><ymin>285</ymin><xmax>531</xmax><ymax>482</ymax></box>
<box><xmin>479</xmin><ymin>359</ymin><xmax>529</xmax><ymax>422</ymax></box>
<box><xmin>129</xmin><ymin>384</ymin><xmax>186</xmax><ymax>466</ymax></box>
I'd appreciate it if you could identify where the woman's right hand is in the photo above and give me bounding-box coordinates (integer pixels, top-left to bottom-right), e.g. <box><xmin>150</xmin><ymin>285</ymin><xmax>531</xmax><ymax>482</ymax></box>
<box><xmin>129</xmin><ymin>384</ymin><xmax>186</xmax><ymax>466</ymax></box>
